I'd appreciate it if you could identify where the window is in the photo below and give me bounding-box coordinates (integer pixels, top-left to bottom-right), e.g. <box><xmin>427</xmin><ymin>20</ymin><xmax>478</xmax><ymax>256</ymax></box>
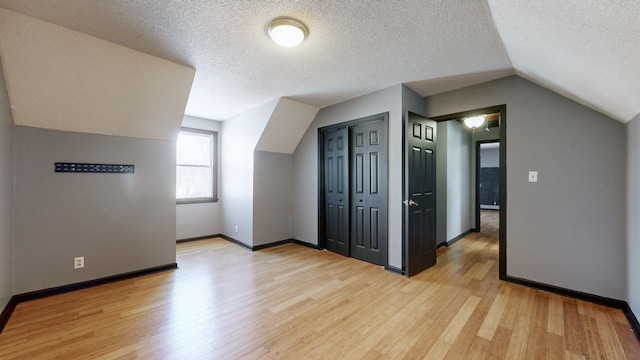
<box><xmin>176</xmin><ymin>127</ymin><xmax>218</xmax><ymax>203</ymax></box>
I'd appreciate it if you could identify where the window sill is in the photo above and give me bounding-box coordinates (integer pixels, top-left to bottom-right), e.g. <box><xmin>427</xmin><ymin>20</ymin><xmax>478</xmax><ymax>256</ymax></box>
<box><xmin>177</xmin><ymin>198</ymin><xmax>219</xmax><ymax>205</ymax></box>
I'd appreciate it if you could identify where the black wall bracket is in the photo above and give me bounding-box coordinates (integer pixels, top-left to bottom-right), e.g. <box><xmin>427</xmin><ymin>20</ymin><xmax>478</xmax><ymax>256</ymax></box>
<box><xmin>54</xmin><ymin>162</ymin><xmax>134</xmax><ymax>173</ymax></box>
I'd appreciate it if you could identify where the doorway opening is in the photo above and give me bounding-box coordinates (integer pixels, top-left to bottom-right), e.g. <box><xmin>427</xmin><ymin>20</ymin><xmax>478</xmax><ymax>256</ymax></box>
<box><xmin>404</xmin><ymin>105</ymin><xmax>506</xmax><ymax>279</ymax></box>
<box><xmin>477</xmin><ymin>140</ymin><xmax>500</xmax><ymax>237</ymax></box>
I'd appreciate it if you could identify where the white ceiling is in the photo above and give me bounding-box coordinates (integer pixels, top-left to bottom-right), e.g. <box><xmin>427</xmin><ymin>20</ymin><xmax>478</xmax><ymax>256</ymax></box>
<box><xmin>0</xmin><ymin>1</ymin><xmax>637</xmax><ymax>123</ymax></box>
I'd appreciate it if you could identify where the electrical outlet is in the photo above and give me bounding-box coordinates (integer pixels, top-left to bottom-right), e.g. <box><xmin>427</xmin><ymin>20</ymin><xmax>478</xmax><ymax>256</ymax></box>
<box><xmin>528</xmin><ymin>171</ymin><xmax>538</xmax><ymax>183</ymax></box>
<box><xmin>74</xmin><ymin>256</ymin><xmax>84</xmax><ymax>269</ymax></box>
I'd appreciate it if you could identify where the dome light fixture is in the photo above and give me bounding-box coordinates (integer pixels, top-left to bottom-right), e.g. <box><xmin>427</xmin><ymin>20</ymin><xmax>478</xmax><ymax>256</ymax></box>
<box><xmin>463</xmin><ymin>115</ymin><xmax>486</xmax><ymax>129</ymax></box>
<box><xmin>267</xmin><ymin>17</ymin><xmax>308</xmax><ymax>48</ymax></box>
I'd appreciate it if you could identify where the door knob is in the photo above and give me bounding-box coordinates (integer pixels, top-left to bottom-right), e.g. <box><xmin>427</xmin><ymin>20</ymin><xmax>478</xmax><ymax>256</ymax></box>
<box><xmin>403</xmin><ymin>200</ymin><xmax>419</xmax><ymax>206</ymax></box>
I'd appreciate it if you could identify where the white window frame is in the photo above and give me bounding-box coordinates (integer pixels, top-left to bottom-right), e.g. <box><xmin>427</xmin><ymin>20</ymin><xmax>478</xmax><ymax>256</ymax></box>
<box><xmin>176</xmin><ymin>127</ymin><xmax>218</xmax><ymax>204</ymax></box>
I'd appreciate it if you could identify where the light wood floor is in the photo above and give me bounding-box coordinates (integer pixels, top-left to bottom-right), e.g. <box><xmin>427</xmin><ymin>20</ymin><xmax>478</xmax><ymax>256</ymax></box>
<box><xmin>480</xmin><ymin>209</ymin><xmax>499</xmax><ymax>237</ymax></box>
<box><xmin>1</xmin><ymin>212</ymin><xmax>639</xmax><ymax>359</ymax></box>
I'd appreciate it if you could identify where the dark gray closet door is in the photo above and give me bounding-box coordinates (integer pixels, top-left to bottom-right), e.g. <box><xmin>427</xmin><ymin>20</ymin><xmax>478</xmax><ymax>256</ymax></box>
<box><xmin>351</xmin><ymin>120</ymin><xmax>388</xmax><ymax>266</ymax></box>
<box><xmin>323</xmin><ymin>127</ymin><xmax>350</xmax><ymax>257</ymax></box>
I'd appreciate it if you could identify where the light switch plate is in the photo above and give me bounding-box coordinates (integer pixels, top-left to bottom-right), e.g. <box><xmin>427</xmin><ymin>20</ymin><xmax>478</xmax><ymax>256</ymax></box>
<box><xmin>528</xmin><ymin>171</ymin><xmax>538</xmax><ymax>182</ymax></box>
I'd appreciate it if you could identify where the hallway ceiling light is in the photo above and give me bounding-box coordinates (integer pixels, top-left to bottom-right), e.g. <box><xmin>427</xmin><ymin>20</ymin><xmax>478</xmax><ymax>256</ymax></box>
<box><xmin>267</xmin><ymin>17</ymin><xmax>308</xmax><ymax>47</ymax></box>
<box><xmin>464</xmin><ymin>116</ymin><xmax>485</xmax><ymax>129</ymax></box>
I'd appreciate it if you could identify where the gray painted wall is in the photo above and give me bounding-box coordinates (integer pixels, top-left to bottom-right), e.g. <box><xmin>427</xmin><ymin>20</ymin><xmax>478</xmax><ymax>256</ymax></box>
<box><xmin>436</xmin><ymin>122</ymin><xmax>448</xmax><ymax>246</ymax></box>
<box><xmin>627</xmin><ymin>113</ymin><xmax>640</xmax><ymax>316</ymax></box>
<box><xmin>13</xmin><ymin>127</ymin><xmax>176</xmax><ymax>293</ymax></box>
<box><xmin>445</xmin><ymin>121</ymin><xmax>472</xmax><ymax>241</ymax></box>
<box><xmin>220</xmin><ymin>100</ymin><xmax>276</xmax><ymax>246</ymax></box>
<box><xmin>176</xmin><ymin>116</ymin><xmax>222</xmax><ymax>240</ymax></box>
<box><xmin>293</xmin><ymin>85</ymin><xmax>404</xmax><ymax>268</ymax></box>
<box><xmin>253</xmin><ymin>151</ymin><xmax>293</xmax><ymax>246</ymax></box>
<box><xmin>0</xmin><ymin>64</ymin><xmax>14</xmax><ymax>308</ymax></box>
<box><xmin>425</xmin><ymin>75</ymin><xmax>626</xmax><ymax>299</ymax></box>
<box><xmin>436</xmin><ymin>121</ymin><xmax>474</xmax><ymax>245</ymax></box>
<box><xmin>480</xmin><ymin>147</ymin><xmax>500</xmax><ymax>168</ymax></box>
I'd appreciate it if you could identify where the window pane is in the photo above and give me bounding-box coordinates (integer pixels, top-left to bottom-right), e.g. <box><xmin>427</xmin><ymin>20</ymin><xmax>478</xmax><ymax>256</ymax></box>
<box><xmin>177</xmin><ymin>132</ymin><xmax>211</xmax><ymax>166</ymax></box>
<box><xmin>176</xmin><ymin>166</ymin><xmax>213</xmax><ymax>199</ymax></box>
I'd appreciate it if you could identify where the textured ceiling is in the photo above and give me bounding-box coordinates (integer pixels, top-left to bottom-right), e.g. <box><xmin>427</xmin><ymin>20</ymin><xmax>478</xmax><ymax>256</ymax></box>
<box><xmin>0</xmin><ymin>1</ymin><xmax>636</xmax><ymax>123</ymax></box>
<box><xmin>488</xmin><ymin>0</ymin><xmax>640</xmax><ymax>123</ymax></box>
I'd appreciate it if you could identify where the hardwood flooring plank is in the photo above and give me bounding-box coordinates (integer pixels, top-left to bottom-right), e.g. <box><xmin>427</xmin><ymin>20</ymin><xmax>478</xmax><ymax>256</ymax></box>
<box><xmin>505</xmin><ymin>315</ymin><xmax>532</xmax><ymax>359</ymax></box>
<box><xmin>0</xmin><ymin>213</ymin><xmax>638</xmax><ymax>359</ymax></box>
<box><xmin>564</xmin><ymin>350</ymin><xmax>587</xmax><ymax>360</ymax></box>
<box><xmin>484</xmin><ymin>325</ymin><xmax>513</xmax><ymax>360</ymax></box>
<box><xmin>444</xmin><ymin>296</ymin><xmax>490</xmax><ymax>360</ymax></box>
<box><xmin>600</xmin><ymin>322</ymin><xmax>628</xmax><ymax>359</ymax></box>
<box><xmin>440</xmin><ymin>295</ymin><xmax>481</xmax><ymax>344</ymax></box>
<box><xmin>548</xmin><ymin>294</ymin><xmax>565</xmax><ymax>336</ymax></box>
<box><xmin>423</xmin><ymin>339</ymin><xmax>452</xmax><ymax>360</ymax></box>
<box><xmin>544</xmin><ymin>333</ymin><xmax>565</xmax><ymax>360</ymax></box>
<box><xmin>477</xmin><ymin>287</ymin><xmax>511</xmax><ymax>340</ymax></box>
<box><xmin>613</xmin><ymin>320</ymin><xmax>640</xmax><ymax>360</ymax></box>
<box><xmin>563</xmin><ymin>298</ymin><xmax>588</xmax><ymax>356</ymax></box>
<box><xmin>525</xmin><ymin>291</ymin><xmax>550</xmax><ymax>360</ymax></box>
<box><xmin>498</xmin><ymin>282</ymin><xmax>526</xmax><ymax>331</ymax></box>
<box><xmin>462</xmin><ymin>336</ymin><xmax>490</xmax><ymax>360</ymax></box>
<box><xmin>580</xmin><ymin>315</ymin><xmax>607</xmax><ymax>359</ymax></box>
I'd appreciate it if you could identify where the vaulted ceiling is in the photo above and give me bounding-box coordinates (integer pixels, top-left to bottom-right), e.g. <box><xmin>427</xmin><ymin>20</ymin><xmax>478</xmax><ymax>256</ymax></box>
<box><xmin>0</xmin><ymin>0</ymin><xmax>638</xmax><ymax>123</ymax></box>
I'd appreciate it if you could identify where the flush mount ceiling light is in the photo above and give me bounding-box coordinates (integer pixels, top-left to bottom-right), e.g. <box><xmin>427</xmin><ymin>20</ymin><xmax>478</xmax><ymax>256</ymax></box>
<box><xmin>267</xmin><ymin>17</ymin><xmax>308</xmax><ymax>48</ymax></box>
<box><xmin>463</xmin><ymin>115</ymin><xmax>486</xmax><ymax>129</ymax></box>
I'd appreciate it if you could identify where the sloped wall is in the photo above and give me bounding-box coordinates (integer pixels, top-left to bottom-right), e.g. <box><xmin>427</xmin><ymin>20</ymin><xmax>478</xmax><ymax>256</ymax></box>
<box><xmin>255</xmin><ymin>98</ymin><xmax>319</xmax><ymax>154</ymax></box>
<box><xmin>0</xmin><ymin>63</ymin><xmax>14</xmax><ymax>308</ymax></box>
<box><xmin>0</xmin><ymin>8</ymin><xmax>194</xmax><ymax>140</ymax></box>
<box><xmin>627</xmin><ymin>113</ymin><xmax>640</xmax><ymax>316</ymax></box>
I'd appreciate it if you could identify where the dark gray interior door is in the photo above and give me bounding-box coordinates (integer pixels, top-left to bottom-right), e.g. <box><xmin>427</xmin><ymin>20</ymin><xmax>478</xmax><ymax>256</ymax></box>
<box><xmin>323</xmin><ymin>127</ymin><xmax>349</xmax><ymax>257</ymax></box>
<box><xmin>404</xmin><ymin>112</ymin><xmax>437</xmax><ymax>276</ymax></box>
<box><xmin>351</xmin><ymin>120</ymin><xmax>388</xmax><ymax>266</ymax></box>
